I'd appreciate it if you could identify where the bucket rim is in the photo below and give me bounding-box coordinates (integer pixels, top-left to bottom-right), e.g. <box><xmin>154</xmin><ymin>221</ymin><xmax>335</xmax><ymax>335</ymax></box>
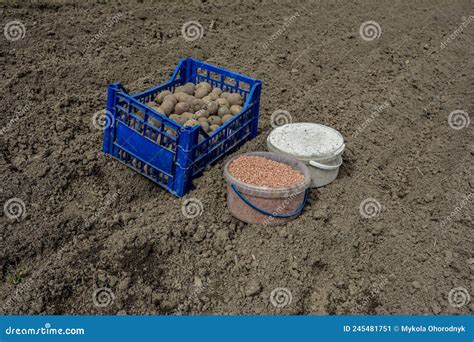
<box><xmin>268</xmin><ymin>140</ymin><xmax>343</xmax><ymax>164</ymax></box>
<box><xmin>267</xmin><ymin>122</ymin><xmax>345</xmax><ymax>160</ymax></box>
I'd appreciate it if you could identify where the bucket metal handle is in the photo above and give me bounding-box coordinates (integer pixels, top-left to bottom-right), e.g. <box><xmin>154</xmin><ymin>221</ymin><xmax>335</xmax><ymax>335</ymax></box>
<box><xmin>230</xmin><ymin>184</ymin><xmax>308</xmax><ymax>219</ymax></box>
<box><xmin>308</xmin><ymin>155</ymin><xmax>343</xmax><ymax>171</ymax></box>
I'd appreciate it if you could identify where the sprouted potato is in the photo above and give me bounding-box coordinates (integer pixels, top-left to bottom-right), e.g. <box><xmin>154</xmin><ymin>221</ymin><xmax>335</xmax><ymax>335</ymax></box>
<box><xmin>174</xmin><ymin>102</ymin><xmax>189</xmax><ymax>115</ymax></box>
<box><xmin>230</xmin><ymin>105</ymin><xmax>242</xmax><ymax>115</ymax></box>
<box><xmin>148</xmin><ymin>82</ymin><xmax>244</xmax><ymax>134</ymax></box>
<box><xmin>218</xmin><ymin>106</ymin><xmax>231</xmax><ymax>117</ymax></box>
<box><xmin>208</xmin><ymin>115</ymin><xmax>223</xmax><ymax>126</ymax></box>
<box><xmin>227</xmin><ymin>93</ymin><xmax>243</xmax><ymax>106</ymax></box>
<box><xmin>216</xmin><ymin>98</ymin><xmax>230</xmax><ymax>108</ymax></box>
<box><xmin>222</xmin><ymin>114</ymin><xmax>234</xmax><ymax>124</ymax></box>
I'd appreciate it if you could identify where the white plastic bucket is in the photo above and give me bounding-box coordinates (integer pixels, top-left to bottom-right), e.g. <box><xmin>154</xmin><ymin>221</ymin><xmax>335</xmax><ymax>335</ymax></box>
<box><xmin>267</xmin><ymin>123</ymin><xmax>345</xmax><ymax>187</ymax></box>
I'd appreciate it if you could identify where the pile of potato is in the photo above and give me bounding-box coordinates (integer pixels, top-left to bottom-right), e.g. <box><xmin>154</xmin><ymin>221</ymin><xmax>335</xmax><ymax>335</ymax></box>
<box><xmin>147</xmin><ymin>81</ymin><xmax>243</xmax><ymax>134</ymax></box>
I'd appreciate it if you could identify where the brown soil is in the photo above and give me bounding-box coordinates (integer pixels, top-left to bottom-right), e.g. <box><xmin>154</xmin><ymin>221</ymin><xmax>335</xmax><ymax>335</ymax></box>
<box><xmin>1</xmin><ymin>0</ymin><xmax>473</xmax><ymax>315</ymax></box>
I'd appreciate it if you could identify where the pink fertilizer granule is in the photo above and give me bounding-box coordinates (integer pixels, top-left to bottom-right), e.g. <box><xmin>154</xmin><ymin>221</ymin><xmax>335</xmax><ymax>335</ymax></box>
<box><xmin>228</xmin><ymin>156</ymin><xmax>305</xmax><ymax>188</ymax></box>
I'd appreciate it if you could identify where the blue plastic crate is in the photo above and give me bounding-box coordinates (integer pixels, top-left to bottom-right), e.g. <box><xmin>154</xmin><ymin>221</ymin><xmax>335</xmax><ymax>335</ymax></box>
<box><xmin>102</xmin><ymin>58</ymin><xmax>262</xmax><ymax>197</ymax></box>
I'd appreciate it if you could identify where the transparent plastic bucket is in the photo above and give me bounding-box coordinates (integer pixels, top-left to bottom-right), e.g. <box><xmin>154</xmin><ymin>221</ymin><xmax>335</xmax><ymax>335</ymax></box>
<box><xmin>223</xmin><ymin>152</ymin><xmax>311</xmax><ymax>225</ymax></box>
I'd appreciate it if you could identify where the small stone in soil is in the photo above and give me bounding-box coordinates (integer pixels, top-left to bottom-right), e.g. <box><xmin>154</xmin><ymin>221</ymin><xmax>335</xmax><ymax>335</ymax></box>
<box><xmin>193</xmin><ymin>276</ymin><xmax>203</xmax><ymax>289</ymax></box>
<box><xmin>244</xmin><ymin>279</ymin><xmax>262</xmax><ymax>297</ymax></box>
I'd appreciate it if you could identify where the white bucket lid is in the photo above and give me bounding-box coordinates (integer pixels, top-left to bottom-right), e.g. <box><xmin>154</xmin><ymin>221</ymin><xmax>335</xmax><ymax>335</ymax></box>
<box><xmin>267</xmin><ymin>123</ymin><xmax>345</xmax><ymax>161</ymax></box>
